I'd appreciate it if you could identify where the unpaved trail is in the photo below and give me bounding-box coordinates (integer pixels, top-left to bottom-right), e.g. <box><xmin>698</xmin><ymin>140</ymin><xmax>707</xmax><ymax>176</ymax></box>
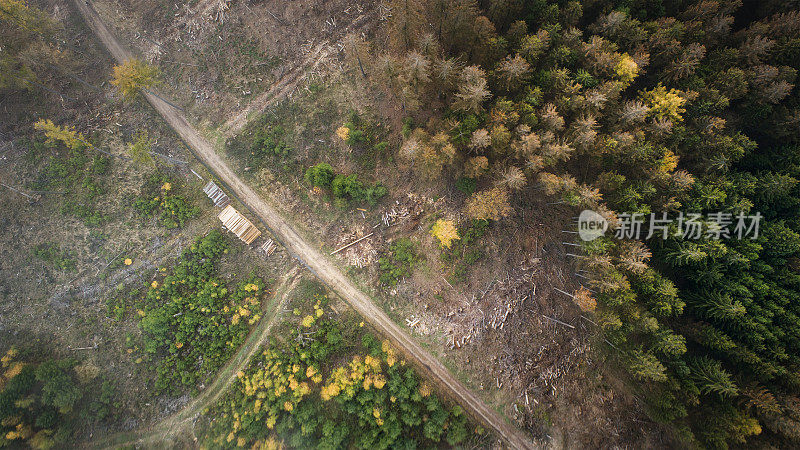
<box><xmin>220</xmin><ymin>42</ymin><xmax>328</xmax><ymax>136</ymax></box>
<box><xmin>90</xmin><ymin>268</ymin><xmax>302</xmax><ymax>448</ymax></box>
<box><xmin>221</xmin><ymin>12</ymin><xmax>375</xmax><ymax>136</ymax></box>
<box><xmin>72</xmin><ymin>1</ymin><xmax>538</xmax><ymax>448</ymax></box>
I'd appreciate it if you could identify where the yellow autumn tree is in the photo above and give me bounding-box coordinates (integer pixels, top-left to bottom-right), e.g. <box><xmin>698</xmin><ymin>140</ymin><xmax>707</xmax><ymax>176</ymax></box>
<box><xmin>34</xmin><ymin>119</ymin><xmax>86</xmax><ymax>150</ymax></box>
<box><xmin>464</xmin><ymin>186</ymin><xmax>512</xmax><ymax>221</ymax></box>
<box><xmin>111</xmin><ymin>58</ymin><xmax>159</xmax><ymax>100</ymax></box>
<box><xmin>640</xmin><ymin>84</ymin><xmax>686</xmax><ymax>122</ymax></box>
<box><xmin>336</xmin><ymin>126</ymin><xmax>350</xmax><ymax>142</ymax></box>
<box><xmin>430</xmin><ymin>219</ymin><xmax>460</xmax><ymax>249</ymax></box>
<box><xmin>614</xmin><ymin>53</ymin><xmax>639</xmax><ymax>85</ymax></box>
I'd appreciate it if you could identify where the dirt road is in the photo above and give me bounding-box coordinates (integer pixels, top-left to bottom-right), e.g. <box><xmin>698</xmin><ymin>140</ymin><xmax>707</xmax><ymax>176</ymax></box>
<box><xmin>71</xmin><ymin>1</ymin><xmax>538</xmax><ymax>448</ymax></box>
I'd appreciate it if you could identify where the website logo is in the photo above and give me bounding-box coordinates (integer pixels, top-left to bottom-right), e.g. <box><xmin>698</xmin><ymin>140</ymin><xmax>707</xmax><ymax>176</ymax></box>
<box><xmin>578</xmin><ymin>209</ymin><xmax>608</xmax><ymax>241</ymax></box>
<box><xmin>576</xmin><ymin>210</ymin><xmax>762</xmax><ymax>241</ymax></box>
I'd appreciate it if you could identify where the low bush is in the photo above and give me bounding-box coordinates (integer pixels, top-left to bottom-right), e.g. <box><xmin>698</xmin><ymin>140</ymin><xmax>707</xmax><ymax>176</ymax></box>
<box><xmin>251</xmin><ymin>126</ymin><xmax>291</xmax><ymax>164</ymax></box>
<box><xmin>456</xmin><ymin>177</ymin><xmax>476</xmax><ymax>196</ymax></box>
<box><xmin>133</xmin><ymin>174</ymin><xmax>199</xmax><ymax>229</ymax></box>
<box><xmin>304</xmin><ymin>163</ymin><xmax>334</xmax><ymax>188</ymax></box>
<box><xmin>32</xmin><ymin>243</ymin><xmax>76</xmax><ymax>272</ymax></box>
<box><xmin>305</xmin><ymin>164</ymin><xmax>387</xmax><ymax>206</ymax></box>
<box><xmin>378</xmin><ymin>238</ymin><xmax>418</xmax><ymax>286</ymax></box>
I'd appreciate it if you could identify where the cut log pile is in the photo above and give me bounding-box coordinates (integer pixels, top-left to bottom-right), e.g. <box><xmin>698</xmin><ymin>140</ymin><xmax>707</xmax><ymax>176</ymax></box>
<box><xmin>332</xmin><ymin>225</ymin><xmax>378</xmax><ymax>268</ymax></box>
<box><xmin>380</xmin><ymin>205</ymin><xmax>409</xmax><ymax>228</ymax></box>
<box><xmin>260</xmin><ymin>238</ymin><xmax>276</xmax><ymax>256</ymax></box>
<box><xmin>203</xmin><ymin>180</ymin><xmax>230</xmax><ymax>208</ymax></box>
<box><xmin>218</xmin><ymin>205</ymin><xmax>261</xmax><ymax>244</ymax></box>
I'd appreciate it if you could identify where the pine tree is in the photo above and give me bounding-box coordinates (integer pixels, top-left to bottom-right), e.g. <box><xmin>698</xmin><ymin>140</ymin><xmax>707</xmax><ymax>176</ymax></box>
<box><xmin>652</xmin><ymin>328</ymin><xmax>687</xmax><ymax>357</ymax></box>
<box><xmin>690</xmin><ymin>356</ymin><xmax>738</xmax><ymax>397</ymax></box>
<box><xmin>627</xmin><ymin>349</ymin><xmax>668</xmax><ymax>382</ymax></box>
<box><xmin>518</xmin><ymin>30</ymin><xmax>550</xmax><ymax>64</ymax></box>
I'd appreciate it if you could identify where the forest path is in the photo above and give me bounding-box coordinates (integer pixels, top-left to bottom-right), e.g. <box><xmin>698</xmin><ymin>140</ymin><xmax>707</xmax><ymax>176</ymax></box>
<box><xmin>71</xmin><ymin>1</ymin><xmax>538</xmax><ymax>448</ymax></box>
<box><xmin>89</xmin><ymin>268</ymin><xmax>302</xmax><ymax>448</ymax></box>
<box><xmin>220</xmin><ymin>10</ymin><xmax>374</xmax><ymax>136</ymax></box>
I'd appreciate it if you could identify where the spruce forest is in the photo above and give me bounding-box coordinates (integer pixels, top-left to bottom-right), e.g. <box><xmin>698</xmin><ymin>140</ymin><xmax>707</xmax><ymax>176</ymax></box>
<box><xmin>366</xmin><ymin>0</ymin><xmax>800</xmax><ymax>447</ymax></box>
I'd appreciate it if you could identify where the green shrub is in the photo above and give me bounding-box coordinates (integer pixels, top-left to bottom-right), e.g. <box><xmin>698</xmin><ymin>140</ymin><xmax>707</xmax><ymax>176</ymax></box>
<box><xmin>304</xmin><ymin>163</ymin><xmax>335</xmax><ymax>188</ymax></box>
<box><xmin>251</xmin><ymin>126</ymin><xmax>291</xmax><ymax>163</ymax></box>
<box><xmin>332</xmin><ymin>174</ymin><xmax>364</xmax><ymax>201</ymax></box>
<box><xmin>379</xmin><ymin>238</ymin><xmax>418</xmax><ymax>286</ymax></box>
<box><xmin>401</xmin><ymin>117</ymin><xmax>414</xmax><ymax>139</ymax></box>
<box><xmin>84</xmin><ymin>380</ymin><xmax>117</xmax><ymax>423</ymax></box>
<box><xmin>106</xmin><ymin>297</ymin><xmax>126</xmax><ymax>321</ymax></box>
<box><xmin>346</xmin><ymin>128</ymin><xmax>366</xmax><ymax>146</ymax></box>
<box><xmin>32</xmin><ymin>243</ymin><xmax>76</xmax><ymax>272</ymax></box>
<box><xmin>307</xmin><ymin>165</ymin><xmax>387</xmax><ymax>205</ymax></box>
<box><xmin>373</xmin><ymin>141</ymin><xmax>389</xmax><ymax>154</ymax></box>
<box><xmin>61</xmin><ymin>200</ymin><xmax>107</xmax><ymax>226</ymax></box>
<box><xmin>35</xmin><ymin>359</ymin><xmax>80</xmax><ymax>414</ymax></box>
<box><xmin>456</xmin><ymin>177</ymin><xmax>476</xmax><ymax>195</ymax></box>
<box><xmin>364</xmin><ymin>184</ymin><xmax>388</xmax><ymax>206</ymax></box>
<box><xmin>133</xmin><ymin>174</ymin><xmax>199</xmax><ymax>229</ymax></box>
<box><xmin>90</xmin><ymin>155</ymin><xmax>111</xmax><ymax>175</ymax></box>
